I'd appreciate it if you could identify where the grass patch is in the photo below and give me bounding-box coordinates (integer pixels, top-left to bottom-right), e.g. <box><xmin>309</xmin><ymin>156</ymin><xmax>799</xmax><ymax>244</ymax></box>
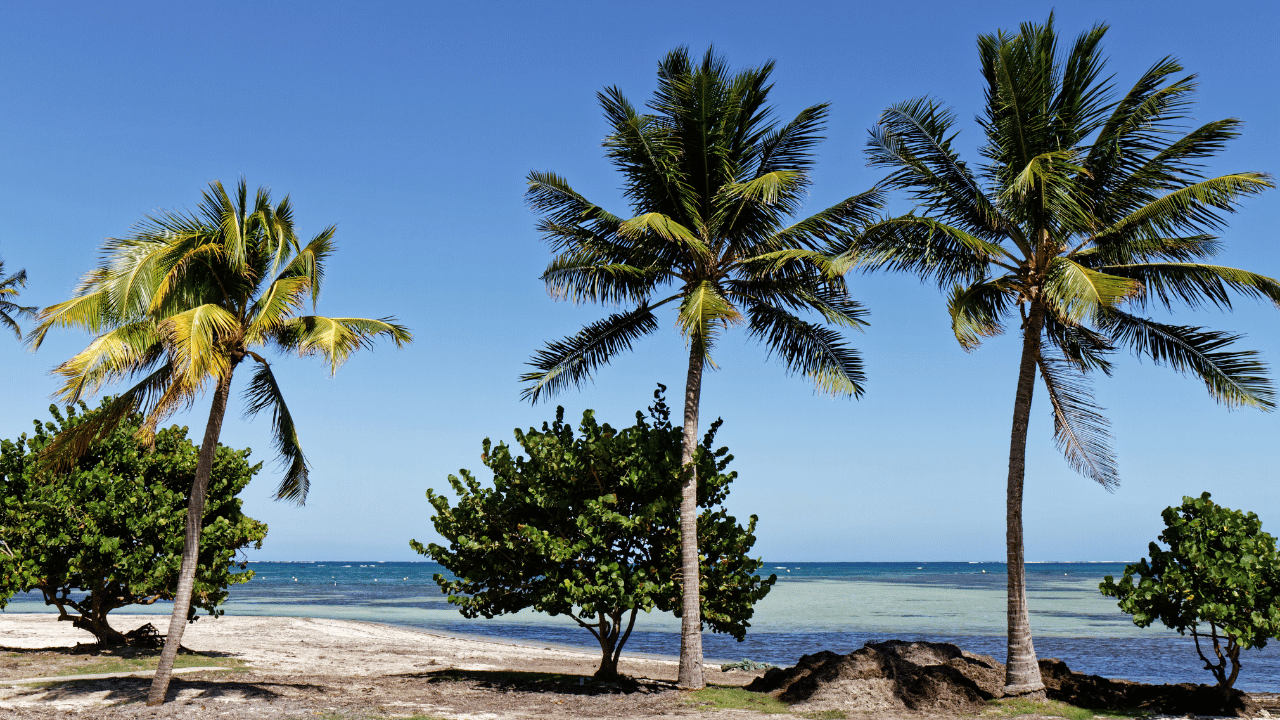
<box><xmin>684</xmin><ymin>685</ymin><xmax>790</xmax><ymax>714</ymax></box>
<box><xmin>986</xmin><ymin>698</ymin><xmax>1151</xmax><ymax>720</ymax></box>
<box><xmin>799</xmin><ymin>711</ymin><xmax>848</xmax><ymax>719</ymax></box>
<box><xmin>69</xmin><ymin>652</ymin><xmax>247</xmax><ymax>676</ymax></box>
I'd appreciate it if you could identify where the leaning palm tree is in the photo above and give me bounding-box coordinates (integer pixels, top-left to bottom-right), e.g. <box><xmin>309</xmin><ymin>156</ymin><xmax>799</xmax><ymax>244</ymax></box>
<box><xmin>849</xmin><ymin>16</ymin><xmax>1278</xmax><ymax>694</ymax></box>
<box><xmin>0</xmin><ymin>260</ymin><xmax>36</xmax><ymax>338</ymax></box>
<box><xmin>28</xmin><ymin>179</ymin><xmax>411</xmax><ymax>705</ymax></box>
<box><xmin>522</xmin><ymin>47</ymin><xmax>881</xmax><ymax>689</ymax></box>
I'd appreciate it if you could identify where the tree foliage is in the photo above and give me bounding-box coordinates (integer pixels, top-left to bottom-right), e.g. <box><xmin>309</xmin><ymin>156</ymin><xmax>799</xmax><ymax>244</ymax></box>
<box><xmin>0</xmin><ymin>398</ymin><xmax>267</xmax><ymax>646</ymax></box>
<box><xmin>0</xmin><ymin>259</ymin><xmax>35</xmax><ymax>339</ymax></box>
<box><xmin>412</xmin><ymin>386</ymin><xmax>776</xmax><ymax>679</ymax></box>
<box><xmin>1100</xmin><ymin>493</ymin><xmax>1280</xmax><ymax>689</ymax></box>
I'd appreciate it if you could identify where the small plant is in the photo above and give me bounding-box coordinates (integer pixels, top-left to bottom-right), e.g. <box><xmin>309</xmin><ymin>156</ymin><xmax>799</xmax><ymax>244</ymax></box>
<box><xmin>1100</xmin><ymin>492</ymin><xmax>1280</xmax><ymax>690</ymax></box>
<box><xmin>683</xmin><ymin>686</ymin><xmax>790</xmax><ymax>714</ymax></box>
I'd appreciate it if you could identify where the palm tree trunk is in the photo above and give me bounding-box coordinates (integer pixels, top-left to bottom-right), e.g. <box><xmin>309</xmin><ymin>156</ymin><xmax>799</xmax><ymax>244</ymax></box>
<box><xmin>1003</xmin><ymin>303</ymin><xmax>1046</xmax><ymax>695</ymax></box>
<box><xmin>146</xmin><ymin>368</ymin><xmax>235</xmax><ymax>706</ymax></box>
<box><xmin>677</xmin><ymin>339</ymin><xmax>705</xmax><ymax>690</ymax></box>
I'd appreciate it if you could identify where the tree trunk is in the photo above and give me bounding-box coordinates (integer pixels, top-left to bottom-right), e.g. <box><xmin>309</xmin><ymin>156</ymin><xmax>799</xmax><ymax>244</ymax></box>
<box><xmin>595</xmin><ymin>615</ymin><xmax>619</xmax><ymax>680</ymax></box>
<box><xmin>146</xmin><ymin>369</ymin><xmax>235</xmax><ymax>706</ymax></box>
<box><xmin>677</xmin><ymin>340</ymin><xmax>705</xmax><ymax>690</ymax></box>
<box><xmin>1003</xmin><ymin>303</ymin><xmax>1046</xmax><ymax>695</ymax></box>
<box><xmin>72</xmin><ymin>614</ymin><xmax>126</xmax><ymax>646</ymax></box>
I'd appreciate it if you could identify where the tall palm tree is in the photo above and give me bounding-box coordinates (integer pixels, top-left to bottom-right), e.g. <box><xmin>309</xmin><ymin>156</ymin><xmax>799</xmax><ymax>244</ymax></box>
<box><xmin>522</xmin><ymin>47</ymin><xmax>881</xmax><ymax>689</ymax></box>
<box><xmin>850</xmin><ymin>16</ymin><xmax>1278</xmax><ymax>693</ymax></box>
<box><xmin>28</xmin><ymin>179</ymin><xmax>411</xmax><ymax>705</ymax></box>
<box><xmin>0</xmin><ymin>260</ymin><xmax>35</xmax><ymax>338</ymax></box>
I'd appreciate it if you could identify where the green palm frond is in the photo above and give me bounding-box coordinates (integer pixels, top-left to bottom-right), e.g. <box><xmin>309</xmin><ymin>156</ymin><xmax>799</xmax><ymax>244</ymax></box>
<box><xmin>244</xmin><ymin>353</ymin><xmax>310</xmax><ymax>504</ymax></box>
<box><xmin>868</xmin><ymin>98</ymin><xmax>1008</xmax><ymax>243</ymax></box>
<box><xmin>1098</xmin><ymin>173</ymin><xmax>1274</xmax><ymax>242</ymax></box>
<box><xmin>280</xmin><ymin>227</ymin><xmax>334</xmax><ymax>310</ymax></box>
<box><xmin>50</xmin><ymin>321</ymin><xmax>163</xmax><ymax>404</ymax></box>
<box><xmin>1099</xmin><ymin>308</ymin><xmax>1274</xmax><ymax>410</ymax></box>
<box><xmin>1043</xmin><ymin>258</ymin><xmax>1140</xmax><ymax>324</ymax></box>
<box><xmin>1100</xmin><ymin>263</ymin><xmax>1280</xmax><ymax>311</ymax></box>
<box><xmin>38</xmin><ymin>365</ymin><xmax>178</xmax><ymax>472</ymax></box>
<box><xmin>272</xmin><ymin>316</ymin><xmax>412</xmax><ymax>375</ymax></box>
<box><xmin>852</xmin><ymin>215</ymin><xmax>1011</xmax><ymax>288</ymax></box>
<box><xmin>1043</xmin><ymin>314</ymin><xmax>1115</xmax><ymax>375</ymax></box>
<box><xmin>541</xmin><ymin>251</ymin><xmax>662</xmax><ymax>305</ymax></box>
<box><xmin>159</xmin><ymin>304</ymin><xmax>240</xmax><ymax>385</ymax></box>
<box><xmin>0</xmin><ymin>263</ymin><xmax>36</xmax><ymax>339</ymax></box>
<box><xmin>520</xmin><ymin>304</ymin><xmax>665</xmax><ymax>403</ymax></box>
<box><xmin>772</xmin><ymin>188</ymin><xmax>885</xmax><ymax>253</ymax></box>
<box><xmin>1073</xmin><ymin>234</ymin><xmax>1221</xmax><ymax>266</ymax></box>
<box><xmin>676</xmin><ymin>281</ymin><xmax>742</xmax><ymax>353</ymax></box>
<box><xmin>948</xmin><ymin>279</ymin><xmax>1014</xmax><ymax>351</ymax></box>
<box><xmin>1037</xmin><ymin>345</ymin><xmax>1119</xmax><ymax>489</ymax></box>
<box><xmin>746</xmin><ymin>301</ymin><xmax>866</xmax><ymax>397</ymax></box>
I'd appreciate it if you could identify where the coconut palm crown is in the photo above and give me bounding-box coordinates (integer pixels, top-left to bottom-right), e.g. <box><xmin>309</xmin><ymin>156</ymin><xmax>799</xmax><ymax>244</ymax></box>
<box><xmin>522</xmin><ymin>47</ymin><xmax>881</xmax><ymax>688</ymax></box>
<box><xmin>847</xmin><ymin>15</ymin><xmax>1278</xmax><ymax>693</ymax></box>
<box><xmin>28</xmin><ymin>179</ymin><xmax>411</xmax><ymax>704</ymax></box>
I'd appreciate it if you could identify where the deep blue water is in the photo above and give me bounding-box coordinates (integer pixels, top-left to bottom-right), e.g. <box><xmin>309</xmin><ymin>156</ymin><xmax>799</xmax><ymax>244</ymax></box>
<box><xmin>7</xmin><ymin>561</ymin><xmax>1278</xmax><ymax>691</ymax></box>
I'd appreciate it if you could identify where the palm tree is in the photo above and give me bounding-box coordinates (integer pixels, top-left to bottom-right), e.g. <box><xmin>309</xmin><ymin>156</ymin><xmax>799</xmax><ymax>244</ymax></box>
<box><xmin>0</xmin><ymin>260</ymin><xmax>35</xmax><ymax>338</ymax></box>
<box><xmin>850</xmin><ymin>16</ymin><xmax>1278</xmax><ymax>693</ymax></box>
<box><xmin>28</xmin><ymin>179</ymin><xmax>411</xmax><ymax>705</ymax></box>
<box><xmin>521</xmin><ymin>47</ymin><xmax>881</xmax><ymax>689</ymax></box>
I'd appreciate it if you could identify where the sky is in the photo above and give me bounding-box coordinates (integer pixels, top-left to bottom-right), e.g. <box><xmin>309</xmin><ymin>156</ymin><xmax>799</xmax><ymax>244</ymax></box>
<box><xmin>1</xmin><ymin>0</ymin><xmax>1276</xmax><ymax>563</ymax></box>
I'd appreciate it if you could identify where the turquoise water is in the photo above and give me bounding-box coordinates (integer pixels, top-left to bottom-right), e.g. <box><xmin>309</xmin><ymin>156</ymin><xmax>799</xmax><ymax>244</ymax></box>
<box><xmin>6</xmin><ymin>561</ymin><xmax>1278</xmax><ymax>691</ymax></box>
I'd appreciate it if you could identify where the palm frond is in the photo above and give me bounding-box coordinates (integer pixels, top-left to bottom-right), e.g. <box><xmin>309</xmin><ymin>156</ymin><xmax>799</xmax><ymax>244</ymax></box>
<box><xmin>851</xmin><ymin>215</ymin><xmax>1011</xmax><ymax>288</ymax></box>
<box><xmin>244</xmin><ymin>354</ymin><xmax>311</xmax><ymax>504</ymax></box>
<box><xmin>1037</xmin><ymin>345</ymin><xmax>1119</xmax><ymax>489</ymax></box>
<box><xmin>280</xmin><ymin>227</ymin><xmax>334</xmax><ymax>310</ymax></box>
<box><xmin>157</xmin><ymin>304</ymin><xmax>240</xmax><ymax>385</ymax></box>
<box><xmin>1043</xmin><ymin>257</ymin><xmax>1140</xmax><ymax>324</ymax></box>
<box><xmin>1099</xmin><ymin>263</ymin><xmax>1280</xmax><ymax>311</ymax></box>
<box><xmin>746</xmin><ymin>301</ymin><xmax>865</xmax><ymax>397</ymax></box>
<box><xmin>520</xmin><ymin>304</ymin><xmax>663</xmax><ymax>403</ymax></box>
<box><xmin>771</xmin><ymin>188</ymin><xmax>885</xmax><ymax>253</ymax></box>
<box><xmin>271</xmin><ymin>316</ymin><xmax>412</xmax><ymax>375</ymax></box>
<box><xmin>948</xmin><ymin>279</ymin><xmax>1014</xmax><ymax>351</ymax></box>
<box><xmin>868</xmin><ymin>98</ymin><xmax>1009</xmax><ymax>243</ymax></box>
<box><xmin>541</xmin><ymin>251</ymin><xmax>662</xmax><ymax>305</ymax></box>
<box><xmin>1097</xmin><ymin>173</ymin><xmax>1274</xmax><ymax>242</ymax></box>
<box><xmin>1099</xmin><ymin>308</ymin><xmax>1274</xmax><ymax>410</ymax></box>
<box><xmin>676</xmin><ymin>281</ymin><xmax>742</xmax><ymax>354</ymax></box>
<box><xmin>49</xmin><ymin>321</ymin><xmax>164</xmax><ymax>404</ymax></box>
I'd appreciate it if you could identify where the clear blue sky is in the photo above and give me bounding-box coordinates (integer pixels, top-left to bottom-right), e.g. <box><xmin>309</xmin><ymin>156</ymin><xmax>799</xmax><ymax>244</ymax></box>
<box><xmin>1</xmin><ymin>0</ymin><xmax>1276</xmax><ymax>562</ymax></box>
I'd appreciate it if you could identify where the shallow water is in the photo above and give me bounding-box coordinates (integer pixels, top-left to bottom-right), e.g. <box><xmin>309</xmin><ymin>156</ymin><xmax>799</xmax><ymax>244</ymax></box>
<box><xmin>6</xmin><ymin>561</ymin><xmax>1277</xmax><ymax>691</ymax></box>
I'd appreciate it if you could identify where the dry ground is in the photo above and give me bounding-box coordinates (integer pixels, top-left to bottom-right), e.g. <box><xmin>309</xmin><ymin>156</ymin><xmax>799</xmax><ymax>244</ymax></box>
<box><xmin>1</xmin><ymin>614</ymin><xmax>1272</xmax><ymax>720</ymax></box>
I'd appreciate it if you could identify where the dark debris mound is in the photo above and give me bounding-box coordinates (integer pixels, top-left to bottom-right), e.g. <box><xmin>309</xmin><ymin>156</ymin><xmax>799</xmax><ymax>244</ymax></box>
<box><xmin>746</xmin><ymin>640</ymin><xmax>1004</xmax><ymax>712</ymax></box>
<box><xmin>747</xmin><ymin>640</ymin><xmax>1260</xmax><ymax>717</ymax></box>
<box><xmin>1039</xmin><ymin>658</ymin><xmax>1258</xmax><ymax>717</ymax></box>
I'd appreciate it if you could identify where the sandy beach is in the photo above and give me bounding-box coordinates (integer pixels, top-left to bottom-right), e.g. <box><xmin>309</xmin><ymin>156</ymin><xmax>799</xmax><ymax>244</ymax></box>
<box><xmin>3</xmin><ymin>613</ymin><xmax>1275</xmax><ymax>720</ymax></box>
<box><xmin>0</xmin><ymin>613</ymin><xmax>779</xmax><ymax>719</ymax></box>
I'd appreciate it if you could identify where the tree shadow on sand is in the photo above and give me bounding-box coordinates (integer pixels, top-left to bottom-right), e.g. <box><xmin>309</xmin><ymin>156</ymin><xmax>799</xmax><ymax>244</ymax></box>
<box><xmin>14</xmin><ymin>675</ymin><xmax>325</xmax><ymax>705</ymax></box>
<box><xmin>398</xmin><ymin>669</ymin><xmax>672</xmax><ymax>696</ymax></box>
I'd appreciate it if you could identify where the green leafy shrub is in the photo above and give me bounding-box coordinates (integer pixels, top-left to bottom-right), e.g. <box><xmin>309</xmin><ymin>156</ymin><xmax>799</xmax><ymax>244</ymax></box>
<box><xmin>413</xmin><ymin>386</ymin><xmax>776</xmax><ymax>679</ymax></box>
<box><xmin>0</xmin><ymin>399</ymin><xmax>268</xmax><ymax>645</ymax></box>
<box><xmin>1100</xmin><ymin>492</ymin><xmax>1280</xmax><ymax>689</ymax></box>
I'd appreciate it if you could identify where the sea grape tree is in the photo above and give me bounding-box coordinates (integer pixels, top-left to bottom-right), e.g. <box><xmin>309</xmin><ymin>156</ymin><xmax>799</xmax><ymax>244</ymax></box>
<box><xmin>413</xmin><ymin>386</ymin><xmax>776</xmax><ymax>679</ymax></box>
<box><xmin>1100</xmin><ymin>493</ymin><xmax>1280</xmax><ymax>689</ymax></box>
<box><xmin>0</xmin><ymin>399</ymin><xmax>267</xmax><ymax>645</ymax></box>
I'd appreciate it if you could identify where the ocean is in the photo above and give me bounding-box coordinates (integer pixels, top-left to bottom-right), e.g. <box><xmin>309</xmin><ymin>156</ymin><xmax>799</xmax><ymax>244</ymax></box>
<box><xmin>5</xmin><ymin>561</ymin><xmax>1278</xmax><ymax>692</ymax></box>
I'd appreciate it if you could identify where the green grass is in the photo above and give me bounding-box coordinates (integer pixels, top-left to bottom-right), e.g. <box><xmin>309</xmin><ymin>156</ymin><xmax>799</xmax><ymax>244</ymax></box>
<box><xmin>69</xmin><ymin>653</ymin><xmax>246</xmax><ymax>676</ymax></box>
<box><xmin>798</xmin><ymin>711</ymin><xmax>848</xmax><ymax>719</ymax></box>
<box><xmin>986</xmin><ymin>698</ymin><xmax>1152</xmax><ymax>720</ymax></box>
<box><xmin>684</xmin><ymin>685</ymin><xmax>791</xmax><ymax>714</ymax></box>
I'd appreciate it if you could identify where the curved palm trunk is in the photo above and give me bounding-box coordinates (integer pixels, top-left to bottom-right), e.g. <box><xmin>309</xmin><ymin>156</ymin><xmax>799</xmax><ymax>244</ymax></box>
<box><xmin>677</xmin><ymin>340</ymin><xmax>705</xmax><ymax>690</ymax></box>
<box><xmin>1003</xmin><ymin>304</ymin><xmax>1046</xmax><ymax>695</ymax></box>
<box><xmin>147</xmin><ymin>368</ymin><xmax>235</xmax><ymax>706</ymax></box>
